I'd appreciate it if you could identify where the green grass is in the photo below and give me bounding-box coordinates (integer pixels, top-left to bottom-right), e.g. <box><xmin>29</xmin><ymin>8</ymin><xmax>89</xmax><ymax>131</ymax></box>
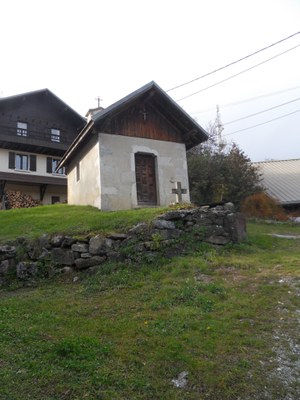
<box><xmin>0</xmin><ymin>204</ymin><xmax>166</xmax><ymax>242</ymax></box>
<box><xmin>0</xmin><ymin>213</ymin><xmax>300</xmax><ymax>399</ymax></box>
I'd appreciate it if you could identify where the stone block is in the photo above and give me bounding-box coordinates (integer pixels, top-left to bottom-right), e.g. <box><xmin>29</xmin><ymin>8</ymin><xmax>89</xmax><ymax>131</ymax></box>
<box><xmin>50</xmin><ymin>235</ymin><xmax>65</xmax><ymax>247</ymax></box>
<box><xmin>38</xmin><ymin>234</ymin><xmax>51</xmax><ymax>250</ymax></box>
<box><xmin>153</xmin><ymin>219</ymin><xmax>176</xmax><ymax>230</ymax></box>
<box><xmin>61</xmin><ymin>237</ymin><xmax>76</xmax><ymax>248</ymax></box>
<box><xmin>159</xmin><ymin>210</ymin><xmax>191</xmax><ymax>220</ymax></box>
<box><xmin>71</xmin><ymin>243</ymin><xmax>89</xmax><ymax>253</ymax></box>
<box><xmin>206</xmin><ymin>236</ymin><xmax>230</xmax><ymax>245</ymax></box>
<box><xmin>154</xmin><ymin>229</ymin><xmax>182</xmax><ymax>240</ymax></box>
<box><xmin>89</xmin><ymin>236</ymin><xmax>106</xmax><ymax>255</ymax></box>
<box><xmin>0</xmin><ymin>259</ymin><xmax>16</xmax><ymax>276</ymax></box>
<box><xmin>224</xmin><ymin>202</ymin><xmax>235</xmax><ymax>211</ymax></box>
<box><xmin>74</xmin><ymin>256</ymin><xmax>106</xmax><ymax>270</ymax></box>
<box><xmin>107</xmin><ymin>233</ymin><xmax>127</xmax><ymax>240</ymax></box>
<box><xmin>210</xmin><ymin>225</ymin><xmax>225</xmax><ymax>236</ymax></box>
<box><xmin>0</xmin><ymin>245</ymin><xmax>16</xmax><ymax>255</ymax></box>
<box><xmin>128</xmin><ymin>222</ymin><xmax>148</xmax><ymax>235</ymax></box>
<box><xmin>105</xmin><ymin>238</ymin><xmax>113</xmax><ymax>248</ymax></box>
<box><xmin>81</xmin><ymin>253</ymin><xmax>92</xmax><ymax>259</ymax></box>
<box><xmin>233</xmin><ymin>213</ymin><xmax>247</xmax><ymax>242</ymax></box>
<box><xmin>51</xmin><ymin>248</ymin><xmax>75</xmax><ymax>266</ymax></box>
<box><xmin>16</xmin><ymin>261</ymin><xmax>38</xmax><ymax>279</ymax></box>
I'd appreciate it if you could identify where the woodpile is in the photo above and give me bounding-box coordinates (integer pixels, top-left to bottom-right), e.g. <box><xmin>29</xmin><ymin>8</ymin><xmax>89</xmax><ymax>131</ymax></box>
<box><xmin>4</xmin><ymin>190</ymin><xmax>40</xmax><ymax>209</ymax></box>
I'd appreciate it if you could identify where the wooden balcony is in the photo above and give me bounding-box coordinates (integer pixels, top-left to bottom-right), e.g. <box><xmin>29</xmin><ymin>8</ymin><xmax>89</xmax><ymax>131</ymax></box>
<box><xmin>0</xmin><ymin>124</ymin><xmax>75</xmax><ymax>156</ymax></box>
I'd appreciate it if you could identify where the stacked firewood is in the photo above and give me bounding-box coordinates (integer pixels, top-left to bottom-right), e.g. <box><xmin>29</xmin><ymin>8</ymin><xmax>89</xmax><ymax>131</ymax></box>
<box><xmin>5</xmin><ymin>190</ymin><xmax>40</xmax><ymax>209</ymax></box>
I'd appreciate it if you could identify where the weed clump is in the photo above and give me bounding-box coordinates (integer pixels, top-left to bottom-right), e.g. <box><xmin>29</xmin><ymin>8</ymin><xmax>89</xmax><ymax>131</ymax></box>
<box><xmin>241</xmin><ymin>192</ymin><xmax>288</xmax><ymax>221</ymax></box>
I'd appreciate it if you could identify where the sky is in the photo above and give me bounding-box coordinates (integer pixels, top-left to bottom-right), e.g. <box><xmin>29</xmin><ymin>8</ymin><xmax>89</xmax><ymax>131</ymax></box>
<box><xmin>1</xmin><ymin>0</ymin><xmax>300</xmax><ymax>162</ymax></box>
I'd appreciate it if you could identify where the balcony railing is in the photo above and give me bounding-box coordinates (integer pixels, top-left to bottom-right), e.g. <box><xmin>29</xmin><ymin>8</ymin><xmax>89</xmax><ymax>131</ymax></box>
<box><xmin>0</xmin><ymin>123</ymin><xmax>75</xmax><ymax>154</ymax></box>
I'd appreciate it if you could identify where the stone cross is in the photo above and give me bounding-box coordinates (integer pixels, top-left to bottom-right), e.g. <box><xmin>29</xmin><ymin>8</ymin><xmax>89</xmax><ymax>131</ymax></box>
<box><xmin>172</xmin><ymin>181</ymin><xmax>187</xmax><ymax>203</ymax></box>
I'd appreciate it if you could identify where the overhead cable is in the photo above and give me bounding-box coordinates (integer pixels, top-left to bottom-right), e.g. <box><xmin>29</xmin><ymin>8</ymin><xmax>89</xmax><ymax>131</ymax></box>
<box><xmin>224</xmin><ymin>109</ymin><xmax>300</xmax><ymax>136</ymax></box>
<box><xmin>223</xmin><ymin>97</ymin><xmax>300</xmax><ymax>125</ymax></box>
<box><xmin>167</xmin><ymin>30</ymin><xmax>300</xmax><ymax>92</ymax></box>
<box><xmin>176</xmin><ymin>43</ymin><xmax>300</xmax><ymax>102</ymax></box>
<box><xmin>193</xmin><ymin>85</ymin><xmax>300</xmax><ymax>115</ymax></box>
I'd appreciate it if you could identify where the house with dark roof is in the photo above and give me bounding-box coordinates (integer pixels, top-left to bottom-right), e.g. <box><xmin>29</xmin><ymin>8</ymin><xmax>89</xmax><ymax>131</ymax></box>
<box><xmin>0</xmin><ymin>89</ymin><xmax>85</xmax><ymax>206</ymax></box>
<box><xmin>59</xmin><ymin>81</ymin><xmax>208</xmax><ymax>211</ymax></box>
<box><xmin>254</xmin><ymin>159</ymin><xmax>300</xmax><ymax>208</ymax></box>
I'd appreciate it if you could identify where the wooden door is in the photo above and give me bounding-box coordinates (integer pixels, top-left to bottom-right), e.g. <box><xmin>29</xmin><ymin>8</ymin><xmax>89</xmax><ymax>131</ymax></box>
<box><xmin>135</xmin><ymin>154</ymin><xmax>157</xmax><ymax>205</ymax></box>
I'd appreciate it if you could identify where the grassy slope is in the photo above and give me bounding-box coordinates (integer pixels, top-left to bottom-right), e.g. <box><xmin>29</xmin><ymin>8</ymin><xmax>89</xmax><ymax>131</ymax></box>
<box><xmin>0</xmin><ymin>204</ymin><xmax>166</xmax><ymax>242</ymax></box>
<box><xmin>0</xmin><ymin>209</ymin><xmax>300</xmax><ymax>399</ymax></box>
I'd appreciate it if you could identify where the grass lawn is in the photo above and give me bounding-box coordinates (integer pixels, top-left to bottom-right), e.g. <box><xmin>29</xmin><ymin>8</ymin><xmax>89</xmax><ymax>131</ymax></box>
<box><xmin>0</xmin><ymin>204</ymin><xmax>166</xmax><ymax>242</ymax></box>
<box><xmin>0</xmin><ymin>209</ymin><xmax>299</xmax><ymax>399</ymax></box>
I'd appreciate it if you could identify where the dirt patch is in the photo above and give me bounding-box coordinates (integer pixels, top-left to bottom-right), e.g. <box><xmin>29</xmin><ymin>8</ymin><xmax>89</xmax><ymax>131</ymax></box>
<box><xmin>264</xmin><ymin>277</ymin><xmax>300</xmax><ymax>399</ymax></box>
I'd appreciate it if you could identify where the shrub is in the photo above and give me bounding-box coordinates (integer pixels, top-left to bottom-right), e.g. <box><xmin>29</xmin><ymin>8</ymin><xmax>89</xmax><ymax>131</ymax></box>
<box><xmin>240</xmin><ymin>192</ymin><xmax>288</xmax><ymax>221</ymax></box>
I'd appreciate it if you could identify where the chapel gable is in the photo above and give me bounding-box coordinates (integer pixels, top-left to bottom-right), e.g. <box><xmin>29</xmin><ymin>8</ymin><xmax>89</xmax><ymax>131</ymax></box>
<box><xmin>99</xmin><ymin>103</ymin><xmax>183</xmax><ymax>144</ymax></box>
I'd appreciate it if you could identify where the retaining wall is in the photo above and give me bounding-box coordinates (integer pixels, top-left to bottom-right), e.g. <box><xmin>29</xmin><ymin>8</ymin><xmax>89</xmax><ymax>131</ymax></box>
<box><xmin>0</xmin><ymin>203</ymin><xmax>246</xmax><ymax>285</ymax></box>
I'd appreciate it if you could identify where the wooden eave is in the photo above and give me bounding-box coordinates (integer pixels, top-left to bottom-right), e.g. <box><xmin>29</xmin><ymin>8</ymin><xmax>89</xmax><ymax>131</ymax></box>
<box><xmin>0</xmin><ymin>171</ymin><xmax>67</xmax><ymax>186</ymax></box>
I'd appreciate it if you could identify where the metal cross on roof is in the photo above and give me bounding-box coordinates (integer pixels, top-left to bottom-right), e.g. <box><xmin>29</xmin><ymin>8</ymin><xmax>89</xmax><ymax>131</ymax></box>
<box><xmin>95</xmin><ymin>96</ymin><xmax>103</xmax><ymax>108</ymax></box>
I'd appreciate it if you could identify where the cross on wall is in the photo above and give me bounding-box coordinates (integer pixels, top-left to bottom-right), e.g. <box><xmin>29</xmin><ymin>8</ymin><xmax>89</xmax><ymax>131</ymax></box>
<box><xmin>171</xmin><ymin>181</ymin><xmax>187</xmax><ymax>203</ymax></box>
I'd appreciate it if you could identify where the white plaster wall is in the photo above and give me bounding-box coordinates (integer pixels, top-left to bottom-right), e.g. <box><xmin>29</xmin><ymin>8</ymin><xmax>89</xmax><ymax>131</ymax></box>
<box><xmin>99</xmin><ymin>133</ymin><xmax>190</xmax><ymax>211</ymax></box>
<box><xmin>43</xmin><ymin>186</ymin><xmax>67</xmax><ymax>204</ymax></box>
<box><xmin>67</xmin><ymin>136</ymin><xmax>101</xmax><ymax>208</ymax></box>
<box><xmin>0</xmin><ymin>149</ymin><xmax>7</xmax><ymax>171</ymax></box>
<box><xmin>0</xmin><ymin>148</ymin><xmax>66</xmax><ymax>179</ymax></box>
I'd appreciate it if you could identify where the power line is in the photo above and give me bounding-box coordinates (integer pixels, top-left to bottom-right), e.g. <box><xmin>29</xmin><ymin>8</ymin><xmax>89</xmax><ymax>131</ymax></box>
<box><xmin>223</xmin><ymin>97</ymin><xmax>300</xmax><ymax>125</ymax></box>
<box><xmin>224</xmin><ymin>109</ymin><xmax>300</xmax><ymax>136</ymax></box>
<box><xmin>167</xmin><ymin>30</ymin><xmax>300</xmax><ymax>92</ymax></box>
<box><xmin>193</xmin><ymin>85</ymin><xmax>300</xmax><ymax>115</ymax></box>
<box><xmin>177</xmin><ymin>43</ymin><xmax>300</xmax><ymax>102</ymax></box>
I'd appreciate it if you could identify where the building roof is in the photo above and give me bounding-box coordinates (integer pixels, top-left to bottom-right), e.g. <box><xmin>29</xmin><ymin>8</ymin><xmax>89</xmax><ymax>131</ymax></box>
<box><xmin>0</xmin><ymin>88</ymin><xmax>85</xmax><ymax>126</ymax></box>
<box><xmin>254</xmin><ymin>159</ymin><xmax>300</xmax><ymax>205</ymax></box>
<box><xmin>92</xmin><ymin>81</ymin><xmax>208</xmax><ymax>144</ymax></box>
<box><xmin>59</xmin><ymin>81</ymin><xmax>208</xmax><ymax>168</ymax></box>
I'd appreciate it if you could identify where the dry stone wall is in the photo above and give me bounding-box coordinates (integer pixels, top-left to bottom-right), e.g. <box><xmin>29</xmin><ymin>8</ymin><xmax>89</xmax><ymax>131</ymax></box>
<box><xmin>0</xmin><ymin>203</ymin><xmax>246</xmax><ymax>285</ymax></box>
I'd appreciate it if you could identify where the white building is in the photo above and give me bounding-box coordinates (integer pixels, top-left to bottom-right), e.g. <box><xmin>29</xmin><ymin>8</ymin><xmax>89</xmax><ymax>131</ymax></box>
<box><xmin>59</xmin><ymin>82</ymin><xmax>208</xmax><ymax>211</ymax></box>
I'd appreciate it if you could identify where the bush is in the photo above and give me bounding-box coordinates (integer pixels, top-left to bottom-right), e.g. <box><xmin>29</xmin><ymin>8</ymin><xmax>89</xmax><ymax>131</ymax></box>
<box><xmin>240</xmin><ymin>192</ymin><xmax>288</xmax><ymax>221</ymax></box>
<box><xmin>188</xmin><ymin>144</ymin><xmax>262</xmax><ymax>206</ymax></box>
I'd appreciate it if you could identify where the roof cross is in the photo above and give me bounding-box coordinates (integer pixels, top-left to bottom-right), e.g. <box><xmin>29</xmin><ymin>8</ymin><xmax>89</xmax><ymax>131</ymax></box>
<box><xmin>95</xmin><ymin>96</ymin><xmax>103</xmax><ymax>108</ymax></box>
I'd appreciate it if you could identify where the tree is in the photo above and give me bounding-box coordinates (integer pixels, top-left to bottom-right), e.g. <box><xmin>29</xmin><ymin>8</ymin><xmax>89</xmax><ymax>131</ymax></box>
<box><xmin>187</xmin><ymin>108</ymin><xmax>262</xmax><ymax>207</ymax></box>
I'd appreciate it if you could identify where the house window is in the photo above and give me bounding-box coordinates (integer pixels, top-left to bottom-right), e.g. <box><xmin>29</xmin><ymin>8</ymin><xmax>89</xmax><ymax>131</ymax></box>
<box><xmin>51</xmin><ymin>128</ymin><xmax>60</xmax><ymax>142</ymax></box>
<box><xmin>9</xmin><ymin>152</ymin><xmax>36</xmax><ymax>172</ymax></box>
<box><xmin>76</xmin><ymin>162</ymin><xmax>80</xmax><ymax>182</ymax></box>
<box><xmin>16</xmin><ymin>154</ymin><xmax>29</xmax><ymax>170</ymax></box>
<box><xmin>46</xmin><ymin>157</ymin><xmax>65</xmax><ymax>175</ymax></box>
<box><xmin>17</xmin><ymin>121</ymin><xmax>28</xmax><ymax>137</ymax></box>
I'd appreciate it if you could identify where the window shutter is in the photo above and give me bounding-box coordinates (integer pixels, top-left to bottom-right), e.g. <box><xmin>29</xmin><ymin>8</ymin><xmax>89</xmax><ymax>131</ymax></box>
<box><xmin>30</xmin><ymin>155</ymin><xmax>36</xmax><ymax>171</ymax></box>
<box><xmin>8</xmin><ymin>152</ymin><xmax>15</xmax><ymax>169</ymax></box>
<box><xmin>46</xmin><ymin>157</ymin><xmax>52</xmax><ymax>173</ymax></box>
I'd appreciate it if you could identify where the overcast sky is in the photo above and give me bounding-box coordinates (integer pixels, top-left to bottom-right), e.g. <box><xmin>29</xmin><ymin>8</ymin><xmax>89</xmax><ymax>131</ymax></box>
<box><xmin>1</xmin><ymin>0</ymin><xmax>300</xmax><ymax>161</ymax></box>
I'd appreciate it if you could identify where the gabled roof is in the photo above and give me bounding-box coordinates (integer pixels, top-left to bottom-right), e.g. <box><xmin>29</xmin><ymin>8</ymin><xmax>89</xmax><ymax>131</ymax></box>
<box><xmin>0</xmin><ymin>88</ymin><xmax>85</xmax><ymax>126</ymax></box>
<box><xmin>254</xmin><ymin>159</ymin><xmax>300</xmax><ymax>205</ymax></box>
<box><xmin>59</xmin><ymin>81</ymin><xmax>208</xmax><ymax>168</ymax></box>
<box><xmin>92</xmin><ymin>81</ymin><xmax>207</xmax><ymax>145</ymax></box>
